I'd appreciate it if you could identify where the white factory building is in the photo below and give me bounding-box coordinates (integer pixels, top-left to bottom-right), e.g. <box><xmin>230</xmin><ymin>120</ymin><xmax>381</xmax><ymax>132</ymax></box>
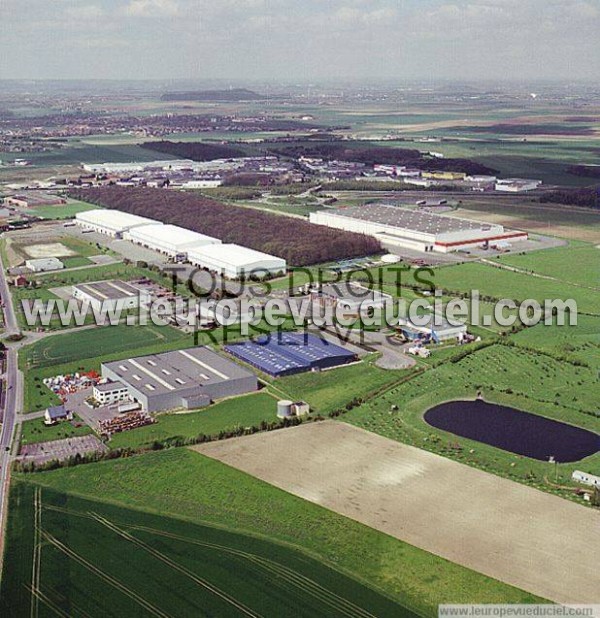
<box><xmin>72</xmin><ymin>280</ymin><xmax>151</xmax><ymax>312</ymax></box>
<box><xmin>25</xmin><ymin>257</ymin><xmax>64</xmax><ymax>272</ymax></box>
<box><xmin>127</xmin><ymin>224</ymin><xmax>221</xmax><ymax>258</ymax></box>
<box><xmin>495</xmin><ymin>178</ymin><xmax>542</xmax><ymax>192</ymax></box>
<box><xmin>75</xmin><ymin>209</ymin><xmax>157</xmax><ymax>238</ymax></box>
<box><xmin>310</xmin><ymin>204</ymin><xmax>528</xmax><ymax>253</ymax></box>
<box><xmin>188</xmin><ymin>244</ymin><xmax>287</xmax><ymax>279</ymax></box>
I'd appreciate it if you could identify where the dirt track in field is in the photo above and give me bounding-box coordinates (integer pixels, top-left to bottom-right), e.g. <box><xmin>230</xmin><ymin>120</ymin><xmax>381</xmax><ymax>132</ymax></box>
<box><xmin>194</xmin><ymin>422</ymin><xmax>600</xmax><ymax>604</ymax></box>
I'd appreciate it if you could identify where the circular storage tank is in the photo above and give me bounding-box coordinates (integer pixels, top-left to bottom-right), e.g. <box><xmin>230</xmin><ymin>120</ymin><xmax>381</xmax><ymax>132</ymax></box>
<box><xmin>381</xmin><ymin>253</ymin><xmax>401</xmax><ymax>264</ymax></box>
<box><xmin>277</xmin><ymin>400</ymin><xmax>294</xmax><ymax>419</ymax></box>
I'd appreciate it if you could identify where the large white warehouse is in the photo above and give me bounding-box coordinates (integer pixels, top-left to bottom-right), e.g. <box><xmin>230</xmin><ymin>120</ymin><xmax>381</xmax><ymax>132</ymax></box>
<box><xmin>127</xmin><ymin>224</ymin><xmax>221</xmax><ymax>258</ymax></box>
<box><xmin>188</xmin><ymin>244</ymin><xmax>287</xmax><ymax>279</ymax></box>
<box><xmin>310</xmin><ymin>204</ymin><xmax>528</xmax><ymax>253</ymax></box>
<box><xmin>75</xmin><ymin>209</ymin><xmax>157</xmax><ymax>238</ymax></box>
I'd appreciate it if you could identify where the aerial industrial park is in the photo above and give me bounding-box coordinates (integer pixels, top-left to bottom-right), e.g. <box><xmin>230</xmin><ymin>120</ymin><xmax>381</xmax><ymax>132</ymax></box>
<box><xmin>0</xmin><ymin>1</ymin><xmax>598</xmax><ymax>616</ymax></box>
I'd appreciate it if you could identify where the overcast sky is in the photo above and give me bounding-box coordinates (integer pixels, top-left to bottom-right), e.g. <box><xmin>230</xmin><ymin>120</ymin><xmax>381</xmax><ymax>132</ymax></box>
<box><xmin>1</xmin><ymin>0</ymin><xmax>598</xmax><ymax>82</ymax></box>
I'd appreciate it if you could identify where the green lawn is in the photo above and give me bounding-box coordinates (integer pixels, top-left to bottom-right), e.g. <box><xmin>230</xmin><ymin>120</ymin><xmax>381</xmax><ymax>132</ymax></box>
<box><xmin>61</xmin><ymin>256</ymin><xmax>93</xmax><ymax>268</ymax></box>
<box><xmin>9</xmin><ymin>451</ymin><xmax>542</xmax><ymax>616</ymax></box>
<box><xmin>109</xmin><ymin>392</ymin><xmax>278</xmax><ymax>450</ymax></box>
<box><xmin>345</xmin><ymin>344</ymin><xmax>600</xmax><ymax>501</ymax></box>
<box><xmin>20</xmin><ymin>415</ymin><xmax>92</xmax><ymax>446</ymax></box>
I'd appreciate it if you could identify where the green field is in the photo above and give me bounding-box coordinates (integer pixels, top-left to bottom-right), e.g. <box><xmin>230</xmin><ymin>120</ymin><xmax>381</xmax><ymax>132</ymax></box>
<box><xmin>496</xmin><ymin>243</ymin><xmax>600</xmax><ymax>288</ymax></box>
<box><xmin>20</xmin><ymin>415</ymin><xmax>92</xmax><ymax>446</ymax></box>
<box><xmin>272</xmin><ymin>355</ymin><xmax>405</xmax><ymax>413</ymax></box>
<box><xmin>346</xmin><ymin>343</ymin><xmax>600</xmax><ymax>499</ymax></box>
<box><xmin>2</xmin><ymin>452</ymin><xmax>541</xmax><ymax>617</ymax></box>
<box><xmin>29</xmin><ymin>200</ymin><xmax>100</xmax><ymax>220</ymax></box>
<box><xmin>108</xmin><ymin>392</ymin><xmax>278</xmax><ymax>450</ymax></box>
<box><xmin>21</xmin><ymin>323</ymin><xmax>188</xmax><ymax>370</ymax></box>
<box><xmin>414</xmin><ymin>262</ymin><xmax>599</xmax><ymax>314</ymax></box>
<box><xmin>511</xmin><ymin>315</ymin><xmax>600</xmax><ymax>369</ymax></box>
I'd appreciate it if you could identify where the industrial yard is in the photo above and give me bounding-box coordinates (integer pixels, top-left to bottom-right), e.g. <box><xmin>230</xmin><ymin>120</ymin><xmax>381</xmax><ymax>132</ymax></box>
<box><xmin>0</xmin><ymin>72</ymin><xmax>599</xmax><ymax>618</ymax></box>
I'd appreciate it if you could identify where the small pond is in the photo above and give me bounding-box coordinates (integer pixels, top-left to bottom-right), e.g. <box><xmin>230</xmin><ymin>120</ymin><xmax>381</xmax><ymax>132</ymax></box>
<box><xmin>424</xmin><ymin>400</ymin><xmax>600</xmax><ymax>462</ymax></box>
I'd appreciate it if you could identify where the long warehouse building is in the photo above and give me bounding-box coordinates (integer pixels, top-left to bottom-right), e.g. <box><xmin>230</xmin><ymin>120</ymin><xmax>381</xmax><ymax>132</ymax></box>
<box><xmin>100</xmin><ymin>346</ymin><xmax>258</xmax><ymax>412</ymax></box>
<box><xmin>188</xmin><ymin>243</ymin><xmax>287</xmax><ymax>279</ymax></box>
<box><xmin>126</xmin><ymin>223</ymin><xmax>221</xmax><ymax>258</ymax></box>
<box><xmin>310</xmin><ymin>204</ymin><xmax>528</xmax><ymax>253</ymax></box>
<box><xmin>75</xmin><ymin>208</ymin><xmax>158</xmax><ymax>238</ymax></box>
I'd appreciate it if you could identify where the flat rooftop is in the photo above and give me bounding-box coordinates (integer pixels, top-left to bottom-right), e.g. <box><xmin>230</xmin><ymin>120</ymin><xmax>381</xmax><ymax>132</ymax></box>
<box><xmin>326</xmin><ymin>204</ymin><xmax>495</xmax><ymax>235</ymax></box>
<box><xmin>73</xmin><ymin>280</ymin><xmax>144</xmax><ymax>302</ymax></box>
<box><xmin>317</xmin><ymin>282</ymin><xmax>391</xmax><ymax>302</ymax></box>
<box><xmin>103</xmin><ymin>346</ymin><xmax>253</xmax><ymax>397</ymax></box>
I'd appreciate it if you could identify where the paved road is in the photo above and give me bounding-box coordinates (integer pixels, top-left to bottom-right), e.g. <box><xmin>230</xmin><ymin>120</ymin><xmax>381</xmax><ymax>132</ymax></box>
<box><xmin>0</xmin><ymin>248</ymin><xmax>22</xmax><ymax>576</ymax></box>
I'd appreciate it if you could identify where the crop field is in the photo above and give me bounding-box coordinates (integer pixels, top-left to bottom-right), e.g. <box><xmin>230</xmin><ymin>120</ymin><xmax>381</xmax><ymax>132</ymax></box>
<box><xmin>8</xmin><ymin>450</ymin><xmax>542</xmax><ymax>616</ymax></box>
<box><xmin>496</xmin><ymin>242</ymin><xmax>600</xmax><ymax>287</ymax></box>
<box><xmin>108</xmin><ymin>392</ymin><xmax>278</xmax><ymax>450</ymax></box>
<box><xmin>197</xmin><ymin>422</ymin><xmax>599</xmax><ymax>604</ymax></box>
<box><xmin>448</xmin><ymin>201</ymin><xmax>600</xmax><ymax>243</ymax></box>
<box><xmin>346</xmin><ymin>343</ymin><xmax>600</xmax><ymax>495</ymax></box>
<box><xmin>1</xmin><ymin>482</ymin><xmax>411</xmax><ymax>618</ymax></box>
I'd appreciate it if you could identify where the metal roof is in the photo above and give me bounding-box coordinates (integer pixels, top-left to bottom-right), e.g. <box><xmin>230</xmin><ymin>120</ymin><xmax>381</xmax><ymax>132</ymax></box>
<box><xmin>128</xmin><ymin>223</ymin><xmax>220</xmax><ymax>251</ymax></box>
<box><xmin>188</xmin><ymin>243</ymin><xmax>286</xmax><ymax>267</ymax></box>
<box><xmin>75</xmin><ymin>209</ymin><xmax>157</xmax><ymax>232</ymax></box>
<box><xmin>225</xmin><ymin>332</ymin><xmax>356</xmax><ymax>377</ymax></box>
<box><xmin>325</xmin><ymin>204</ymin><xmax>493</xmax><ymax>234</ymax></box>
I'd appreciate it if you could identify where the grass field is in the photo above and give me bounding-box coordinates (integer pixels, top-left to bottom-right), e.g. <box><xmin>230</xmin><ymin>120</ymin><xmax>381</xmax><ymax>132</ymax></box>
<box><xmin>511</xmin><ymin>315</ymin><xmax>600</xmax><ymax>369</ymax></box>
<box><xmin>346</xmin><ymin>343</ymin><xmax>600</xmax><ymax>499</ymax></box>
<box><xmin>21</xmin><ymin>323</ymin><xmax>188</xmax><ymax>370</ymax></box>
<box><xmin>20</xmin><ymin>415</ymin><xmax>92</xmax><ymax>446</ymax></box>
<box><xmin>108</xmin><ymin>392</ymin><xmax>278</xmax><ymax>450</ymax></box>
<box><xmin>419</xmin><ymin>262</ymin><xmax>599</xmax><ymax>314</ymax></box>
<box><xmin>28</xmin><ymin>200</ymin><xmax>100</xmax><ymax>220</ymax></box>
<box><xmin>496</xmin><ymin>243</ymin><xmax>600</xmax><ymax>288</ymax></box>
<box><xmin>271</xmin><ymin>355</ymin><xmax>405</xmax><ymax>413</ymax></box>
<box><xmin>3</xmin><ymin>451</ymin><xmax>541</xmax><ymax>617</ymax></box>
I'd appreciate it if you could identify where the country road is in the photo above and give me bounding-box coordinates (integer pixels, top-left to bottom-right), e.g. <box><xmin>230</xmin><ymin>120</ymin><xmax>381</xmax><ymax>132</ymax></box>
<box><xmin>0</xmin><ymin>248</ymin><xmax>23</xmax><ymax>578</ymax></box>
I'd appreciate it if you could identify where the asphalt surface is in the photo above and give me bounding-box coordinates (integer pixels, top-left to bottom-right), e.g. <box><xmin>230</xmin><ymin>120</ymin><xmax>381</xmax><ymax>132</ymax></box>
<box><xmin>0</xmin><ymin>248</ymin><xmax>22</xmax><ymax>572</ymax></box>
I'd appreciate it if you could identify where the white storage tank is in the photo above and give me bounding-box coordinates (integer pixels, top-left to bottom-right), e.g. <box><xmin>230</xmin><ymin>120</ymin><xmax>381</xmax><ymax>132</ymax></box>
<box><xmin>277</xmin><ymin>400</ymin><xmax>294</xmax><ymax>419</ymax></box>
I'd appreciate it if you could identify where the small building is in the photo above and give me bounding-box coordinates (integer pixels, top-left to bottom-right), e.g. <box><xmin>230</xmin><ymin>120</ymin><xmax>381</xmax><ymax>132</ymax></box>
<box><xmin>93</xmin><ymin>381</ymin><xmax>131</xmax><ymax>406</ymax></box>
<box><xmin>25</xmin><ymin>257</ymin><xmax>64</xmax><ymax>272</ymax></box>
<box><xmin>44</xmin><ymin>405</ymin><xmax>72</xmax><ymax>425</ymax></box>
<box><xmin>277</xmin><ymin>399</ymin><xmax>310</xmax><ymax>418</ymax></box>
<box><xmin>572</xmin><ymin>470</ymin><xmax>600</xmax><ymax>487</ymax></box>
<box><xmin>11</xmin><ymin>275</ymin><xmax>28</xmax><ymax>287</ymax></box>
<box><xmin>310</xmin><ymin>282</ymin><xmax>391</xmax><ymax>319</ymax></box>
<box><xmin>397</xmin><ymin>314</ymin><xmax>467</xmax><ymax>343</ymax></box>
<box><xmin>3</xmin><ymin>192</ymin><xmax>66</xmax><ymax>209</ymax></box>
<box><xmin>72</xmin><ymin>280</ymin><xmax>151</xmax><ymax>312</ymax></box>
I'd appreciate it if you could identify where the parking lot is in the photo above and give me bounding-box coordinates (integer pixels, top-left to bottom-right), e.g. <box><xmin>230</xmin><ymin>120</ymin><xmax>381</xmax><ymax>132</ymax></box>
<box><xmin>18</xmin><ymin>434</ymin><xmax>107</xmax><ymax>465</ymax></box>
